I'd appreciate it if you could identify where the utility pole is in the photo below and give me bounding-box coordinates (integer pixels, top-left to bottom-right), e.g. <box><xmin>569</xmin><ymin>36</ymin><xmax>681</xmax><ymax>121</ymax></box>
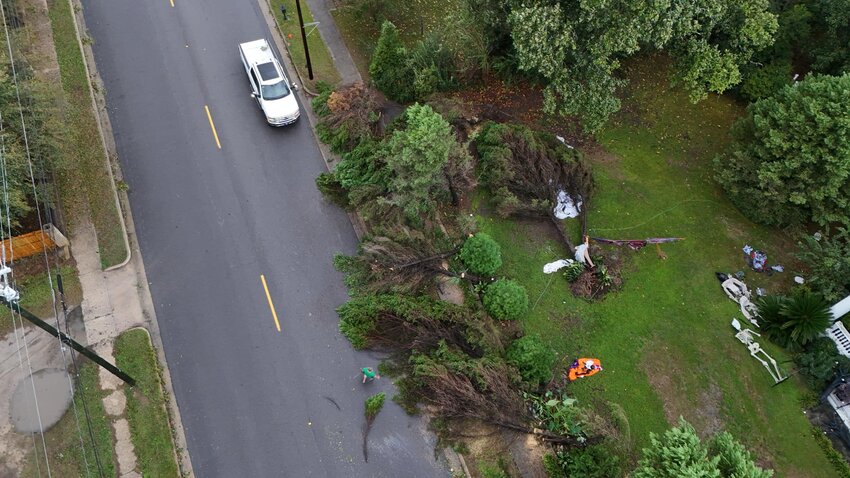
<box><xmin>295</xmin><ymin>0</ymin><xmax>314</xmax><ymax>80</ymax></box>
<box><xmin>0</xmin><ymin>268</ymin><xmax>135</xmax><ymax>386</ymax></box>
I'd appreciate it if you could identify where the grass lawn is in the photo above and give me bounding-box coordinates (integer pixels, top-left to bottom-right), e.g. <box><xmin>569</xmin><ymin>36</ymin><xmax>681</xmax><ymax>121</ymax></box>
<box><xmin>269</xmin><ymin>0</ymin><xmax>340</xmax><ymax>89</ymax></box>
<box><xmin>114</xmin><ymin>328</ymin><xmax>179</xmax><ymax>477</ymax></box>
<box><xmin>20</xmin><ymin>363</ymin><xmax>117</xmax><ymax>478</ymax></box>
<box><xmin>48</xmin><ymin>0</ymin><xmax>127</xmax><ymax>268</ymax></box>
<box><xmin>0</xmin><ymin>265</ymin><xmax>81</xmax><ymax>336</ymax></box>
<box><xmin>332</xmin><ymin>0</ymin><xmax>461</xmax><ymax>80</ymax></box>
<box><xmin>478</xmin><ymin>55</ymin><xmax>837</xmax><ymax>477</ymax></box>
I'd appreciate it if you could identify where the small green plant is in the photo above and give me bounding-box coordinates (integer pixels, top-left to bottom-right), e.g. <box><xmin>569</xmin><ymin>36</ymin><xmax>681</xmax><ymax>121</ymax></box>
<box><xmin>365</xmin><ymin>392</ymin><xmax>386</xmax><ymax>420</ymax></box>
<box><xmin>543</xmin><ymin>445</ymin><xmax>621</xmax><ymax>478</ymax></box>
<box><xmin>506</xmin><ymin>334</ymin><xmax>555</xmax><ymax>385</ymax></box>
<box><xmin>526</xmin><ymin>391</ymin><xmax>584</xmax><ymax>438</ymax></box>
<box><xmin>483</xmin><ymin>279</ymin><xmax>529</xmax><ymax>320</ymax></box>
<box><xmin>563</xmin><ymin>261</ymin><xmax>584</xmax><ymax>283</ymax></box>
<box><xmin>757</xmin><ymin>292</ymin><xmax>832</xmax><ymax>349</ymax></box>
<box><xmin>459</xmin><ymin>233</ymin><xmax>503</xmax><ymax>276</ymax></box>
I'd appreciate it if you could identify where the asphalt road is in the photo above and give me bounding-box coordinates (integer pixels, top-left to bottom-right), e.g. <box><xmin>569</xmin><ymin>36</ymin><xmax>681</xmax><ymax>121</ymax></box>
<box><xmin>78</xmin><ymin>0</ymin><xmax>449</xmax><ymax>476</ymax></box>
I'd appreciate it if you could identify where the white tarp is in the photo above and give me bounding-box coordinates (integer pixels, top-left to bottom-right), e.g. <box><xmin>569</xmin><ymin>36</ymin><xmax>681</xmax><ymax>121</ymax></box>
<box><xmin>554</xmin><ymin>190</ymin><xmax>582</xmax><ymax>219</ymax></box>
<box><xmin>543</xmin><ymin>259</ymin><xmax>574</xmax><ymax>274</ymax></box>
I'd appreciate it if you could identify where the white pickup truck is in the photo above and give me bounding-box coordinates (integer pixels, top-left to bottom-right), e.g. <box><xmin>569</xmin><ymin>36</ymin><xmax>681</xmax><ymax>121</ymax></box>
<box><xmin>238</xmin><ymin>39</ymin><xmax>300</xmax><ymax>126</ymax></box>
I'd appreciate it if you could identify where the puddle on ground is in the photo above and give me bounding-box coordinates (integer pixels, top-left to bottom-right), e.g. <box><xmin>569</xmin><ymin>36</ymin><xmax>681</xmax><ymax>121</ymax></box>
<box><xmin>10</xmin><ymin>368</ymin><xmax>73</xmax><ymax>433</ymax></box>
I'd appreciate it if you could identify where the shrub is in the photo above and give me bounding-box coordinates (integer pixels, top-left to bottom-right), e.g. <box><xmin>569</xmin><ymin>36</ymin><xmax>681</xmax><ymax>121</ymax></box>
<box><xmin>506</xmin><ymin>334</ymin><xmax>555</xmax><ymax>385</ymax></box>
<box><xmin>755</xmin><ymin>295</ymin><xmax>791</xmax><ymax>347</ymax></box>
<box><xmin>708</xmin><ymin>431</ymin><xmax>773</xmax><ymax>478</ymax></box>
<box><xmin>315</xmin><ymin>172</ymin><xmax>349</xmax><ymax>209</ymax></box>
<box><xmin>483</xmin><ymin>279</ymin><xmax>529</xmax><ymax>320</ymax></box>
<box><xmin>563</xmin><ymin>261</ymin><xmax>584</xmax><ymax>283</ymax></box>
<box><xmin>812</xmin><ymin>426</ymin><xmax>850</xmax><ymax>478</ymax></box>
<box><xmin>739</xmin><ymin>60</ymin><xmax>792</xmax><ymax>101</ymax></box>
<box><xmin>795</xmin><ymin>337</ymin><xmax>850</xmax><ymax>390</ymax></box>
<box><xmin>369</xmin><ymin>21</ymin><xmax>415</xmax><ymax>102</ymax></box>
<box><xmin>715</xmin><ymin>74</ymin><xmax>850</xmax><ymax>227</ymax></box>
<box><xmin>459</xmin><ymin>233</ymin><xmax>503</xmax><ymax>276</ymax></box>
<box><xmin>543</xmin><ymin>445</ymin><xmax>622</xmax><ymax>478</ymax></box>
<box><xmin>796</xmin><ymin>228</ymin><xmax>850</xmax><ymax>302</ymax></box>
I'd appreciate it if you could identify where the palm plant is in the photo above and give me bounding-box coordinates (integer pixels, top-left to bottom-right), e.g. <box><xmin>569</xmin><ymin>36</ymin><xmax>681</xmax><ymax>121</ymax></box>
<box><xmin>780</xmin><ymin>292</ymin><xmax>832</xmax><ymax>347</ymax></box>
<box><xmin>755</xmin><ymin>295</ymin><xmax>792</xmax><ymax>348</ymax></box>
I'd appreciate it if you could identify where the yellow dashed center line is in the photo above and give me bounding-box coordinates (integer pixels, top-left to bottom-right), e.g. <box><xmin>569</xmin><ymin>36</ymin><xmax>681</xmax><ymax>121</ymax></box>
<box><xmin>204</xmin><ymin>105</ymin><xmax>221</xmax><ymax>149</ymax></box>
<box><xmin>260</xmin><ymin>275</ymin><xmax>281</xmax><ymax>332</ymax></box>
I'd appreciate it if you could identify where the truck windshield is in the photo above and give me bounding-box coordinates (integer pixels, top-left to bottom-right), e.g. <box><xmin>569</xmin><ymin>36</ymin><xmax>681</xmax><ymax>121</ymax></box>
<box><xmin>261</xmin><ymin>81</ymin><xmax>290</xmax><ymax>100</ymax></box>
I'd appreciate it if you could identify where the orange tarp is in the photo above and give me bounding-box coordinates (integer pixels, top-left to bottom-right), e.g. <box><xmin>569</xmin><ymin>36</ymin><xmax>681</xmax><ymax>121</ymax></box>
<box><xmin>0</xmin><ymin>230</ymin><xmax>56</xmax><ymax>260</ymax></box>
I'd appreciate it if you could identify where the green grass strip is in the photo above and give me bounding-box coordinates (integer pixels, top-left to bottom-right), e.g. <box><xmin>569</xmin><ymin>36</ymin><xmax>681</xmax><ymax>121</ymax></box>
<box><xmin>47</xmin><ymin>0</ymin><xmax>127</xmax><ymax>268</ymax></box>
<box><xmin>270</xmin><ymin>0</ymin><xmax>340</xmax><ymax>89</ymax></box>
<box><xmin>114</xmin><ymin>329</ymin><xmax>179</xmax><ymax>477</ymax></box>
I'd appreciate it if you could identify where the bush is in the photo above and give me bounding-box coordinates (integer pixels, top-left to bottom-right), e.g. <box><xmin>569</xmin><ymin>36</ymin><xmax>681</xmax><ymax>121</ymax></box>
<box><xmin>811</xmin><ymin>426</ymin><xmax>850</xmax><ymax>478</ymax></box>
<box><xmin>483</xmin><ymin>279</ymin><xmax>529</xmax><ymax>320</ymax></box>
<box><xmin>563</xmin><ymin>261</ymin><xmax>584</xmax><ymax>283</ymax></box>
<box><xmin>369</xmin><ymin>21</ymin><xmax>415</xmax><ymax>103</ymax></box>
<box><xmin>315</xmin><ymin>172</ymin><xmax>349</xmax><ymax>209</ymax></box>
<box><xmin>739</xmin><ymin>60</ymin><xmax>792</xmax><ymax>102</ymax></box>
<box><xmin>506</xmin><ymin>335</ymin><xmax>555</xmax><ymax>385</ymax></box>
<box><xmin>757</xmin><ymin>293</ymin><xmax>833</xmax><ymax>349</ymax></box>
<box><xmin>795</xmin><ymin>337</ymin><xmax>850</xmax><ymax>390</ymax></box>
<box><xmin>543</xmin><ymin>445</ymin><xmax>621</xmax><ymax>478</ymax></box>
<box><xmin>796</xmin><ymin>228</ymin><xmax>850</xmax><ymax>302</ymax></box>
<box><xmin>460</xmin><ymin>233</ymin><xmax>503</xmax><ymax>276</ymax></box>
<box><xmin>715</xmin><ymin>74</ymin><xmax>850</xmax><ymax>227</ymax></box>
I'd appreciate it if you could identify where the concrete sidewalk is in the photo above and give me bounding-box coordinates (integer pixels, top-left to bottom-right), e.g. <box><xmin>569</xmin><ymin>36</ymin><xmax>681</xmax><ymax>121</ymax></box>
<box><xmin>302</xmin><ymin>0</ymin><xmax>362</xmax><ymax>85</ymax></box>
<box><xmin>73</xmin><ymin>213</ymin><xmax>192</xmax><ymax>477</ymax></box>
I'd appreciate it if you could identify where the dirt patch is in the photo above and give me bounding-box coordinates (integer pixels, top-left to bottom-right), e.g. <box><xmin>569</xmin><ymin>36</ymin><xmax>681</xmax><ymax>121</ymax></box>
<box><xmin>640</xmin><ymin>340</ymin><xmax>726</xmax><ymax>437</ymax></box>
<box><xmin>568</xmin><ymin>246</ymin><xmax>625</xmax><ymax>301</ymax></box>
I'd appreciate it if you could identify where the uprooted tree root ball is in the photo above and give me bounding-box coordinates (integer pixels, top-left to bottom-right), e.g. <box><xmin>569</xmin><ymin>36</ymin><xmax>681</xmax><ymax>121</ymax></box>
<box><xmin>568</xmin><ymin>251</ymin><xmax>624</xmax><ymax>300</ymax></box>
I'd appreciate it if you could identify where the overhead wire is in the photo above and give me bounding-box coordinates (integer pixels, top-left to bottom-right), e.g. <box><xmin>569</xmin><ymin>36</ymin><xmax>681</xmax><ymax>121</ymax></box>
<box><xmin>0</xmin><ymin>0</ymin><xmax>105</xmax><ymax>474</ymax></box>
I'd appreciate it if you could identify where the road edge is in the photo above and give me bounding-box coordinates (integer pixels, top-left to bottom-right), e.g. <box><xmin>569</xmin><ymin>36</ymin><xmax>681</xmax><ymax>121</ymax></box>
<box><xmin>258</xmin><ymin>0</ymin><xmax>367</xmax><ymax>240</ymax></box>
<box><xmin>68</xmin><ymin>1</ymin><xmax>195</xmax><ymax>475</ymax></box>
<box><xmin>66</xmin><ymin>0</ymin><xmax>131</xmax><ymax>271</ymax></box>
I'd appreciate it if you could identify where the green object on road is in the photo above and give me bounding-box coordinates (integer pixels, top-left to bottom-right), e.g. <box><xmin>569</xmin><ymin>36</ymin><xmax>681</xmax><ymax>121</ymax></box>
<box><xmin>362</xmin><ymin>367</ymin><xmax>375</xmax><ymax>378</ymax></box>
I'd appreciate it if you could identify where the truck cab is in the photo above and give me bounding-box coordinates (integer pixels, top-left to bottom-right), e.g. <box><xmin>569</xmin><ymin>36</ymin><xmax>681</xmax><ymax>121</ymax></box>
<box><xmin>238</xmin><ymin>39</ymin><xmax>300</xmax><ymax>126</ymax></box>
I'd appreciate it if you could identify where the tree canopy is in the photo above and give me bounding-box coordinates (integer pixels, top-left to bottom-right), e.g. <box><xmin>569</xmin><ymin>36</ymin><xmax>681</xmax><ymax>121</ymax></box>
<box><xmin>715</xmin><ymin>74</ymin><xmax>850</xmax><ymax>227</ymax></box>
<box><xmin>473</xmin><ymin>0</ymin><xmax>777</xmax><ymax>131</ymax></box>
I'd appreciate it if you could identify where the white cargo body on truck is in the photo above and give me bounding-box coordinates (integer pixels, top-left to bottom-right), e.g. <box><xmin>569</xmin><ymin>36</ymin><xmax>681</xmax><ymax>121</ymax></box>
<box><xmin>238</xmin><ymin>39</ymin><xmax>300</xmax><ymax>126</ymax></box>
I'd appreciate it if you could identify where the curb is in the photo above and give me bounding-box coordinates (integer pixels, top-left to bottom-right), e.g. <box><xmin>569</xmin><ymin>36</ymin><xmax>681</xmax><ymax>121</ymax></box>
<box><xmin>258</xmin><ymin>0</ymin><xmax>367</xmax><ymax>240</ymax></box>
<box><xmin>66</xmin><ymin>1</ymin><xmax>195</xmax><ymax>475</ymax></box>
<box><xmin>66</xmin><ymin>0</ymin><xmax>131</xmax><ymax>271</ymax></box>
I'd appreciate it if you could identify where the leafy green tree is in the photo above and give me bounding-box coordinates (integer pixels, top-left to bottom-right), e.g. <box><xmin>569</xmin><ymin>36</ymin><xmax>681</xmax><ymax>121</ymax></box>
<box><xmin>708</xmin><ymin>432</ymin><xmax>773</xmax><ymax>478</ymax></box>
<box><xmin>382</xmin><ymin>104</ymin><xmax>456</xmax><ymax>221</ymax></box>
<box><xmin>369</xmin><ymin>21</ymin><xmax>415</xmax><ymax>102</ymax></box>
<box><xmin>459</xmin><ymin>233</ymin><xmax>502</xmax><ymax>276</ymax></box>
<box><xmin>483</xmin><ymin>279</ymin><xmax>529</xmax><ymax>320</ymax></box>
<box><xmin>506</xmin><ymin>334</ymin><xmax>555</xmax><ymax>385</ymax></box>
<box><xmin>633</xmin><ymin>419</ymin><xmax>720</xmax><ymax>478</ymax></box>
<box><xmin>715</xmin><ymin>74</ymin><xmax>850</xmax><ymax>227</ymax></box>
<box><xmin>810</xmin><ymin>0</ymin><xmax>850</xmax><ymax>75</ymax></box>
<box><xmin>634</xmin><ymin>419</ymin><xmax>772</xmax><ymax>477</ymax></box>
<box><xmin>796</xmin><ymin>228</ymin><xmax>850</xmax><ymax>302</ymax></box>
<box><xmin>499</xmin><ymin>0</ymin><xmax>776</xmax><ymax>131</ymax></box>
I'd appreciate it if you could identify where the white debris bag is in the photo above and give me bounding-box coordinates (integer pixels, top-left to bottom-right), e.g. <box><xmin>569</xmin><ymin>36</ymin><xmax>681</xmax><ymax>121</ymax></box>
<box><xmin>543</xmin><ymin>259</ymin><xmax>574</xmax><ymax>274</ymax></box>
<box><xmin>554</xmin><ymin>190</ymin><xmax>582</xmax><ymax>219</ymax></box>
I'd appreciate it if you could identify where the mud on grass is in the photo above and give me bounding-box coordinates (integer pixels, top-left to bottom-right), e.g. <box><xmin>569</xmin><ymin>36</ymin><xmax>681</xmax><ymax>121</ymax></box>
<box><xmin>20</xmin><ymin>364</ymin><xmax>117</xmax><ymax>478</ymax></box>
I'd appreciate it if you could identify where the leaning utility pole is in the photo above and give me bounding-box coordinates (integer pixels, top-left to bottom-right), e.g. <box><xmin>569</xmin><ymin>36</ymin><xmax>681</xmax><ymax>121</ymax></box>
<box><xmin>0</xmin><ymin>267</ymin><xmax>135</xmax><ymax>386</ymax></box>
<box><xmin>294</xmin><ymin>0</ymin><xmax>314</xmax><ymax>80</ymax></box>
